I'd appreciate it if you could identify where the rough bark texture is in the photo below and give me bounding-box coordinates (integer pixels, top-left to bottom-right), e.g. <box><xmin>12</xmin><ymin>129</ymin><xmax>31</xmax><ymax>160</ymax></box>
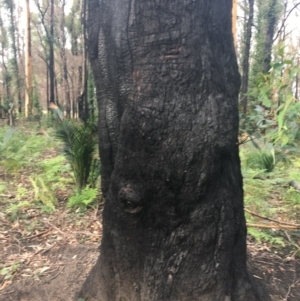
<box><xmin>80</xmin><ymin>1</ymin><xmax>270</xmax><ymax>300</ymax></box>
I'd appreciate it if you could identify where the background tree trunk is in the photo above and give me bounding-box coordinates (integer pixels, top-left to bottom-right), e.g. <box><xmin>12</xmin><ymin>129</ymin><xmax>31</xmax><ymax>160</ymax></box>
<box><xmin>49</xmin><ymin>0</ymin><xmax>55</xmax><ymax>104</ymax></box>
<box><xmin>0</xmin><ymin>9</ymin><xmax>11</xmax><ymax>108</ymax></box>
<box><xmin>6</xmin><ymin>0</ymin><xmax>22</xmax><ymax>113</ymax></box>
<box><xmin>240</xmin><ymin>0</ymin><xmax>254</xmax><ymax>114</ymax></box>
<box><xmin>81</xmin><ymin>0</ymin><xmax>89</xmax><ymax>121</ymax></box>
<box><xmin>24</xmin><ymin>0</ymin><xmax>33</xmax><ymax>117</ymax></box>
<box><xmin>250</xmin><ymin>0</ymin><xmax>282</xmax><ymax>89</ymax></box>
<box><xmin>59</xmin><ymin>0</ymin><xmax>71</xmax><ymax>117</ymax></box>
<box><xmin>232</xmin><ymin>0</ymin><xmax>238</xmax><ymax>51</ymax></box>
<box><xmin>80</xmin><ymin>0</ymin><xmax>270</xmax><ymax>300</ymax></box>
<box><xmin>263</xmin><ymin>0</ymin><xmax>278</xmax><ymax>74</ymax></box>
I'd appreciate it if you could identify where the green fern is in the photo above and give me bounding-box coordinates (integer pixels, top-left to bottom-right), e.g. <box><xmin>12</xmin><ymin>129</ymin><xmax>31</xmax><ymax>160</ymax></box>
<box><xmin>6</xmin><ymin>201</ymin><xmax>31</xmax><ymax>220</ymax></box>
<box><xmin>30</xmin><ymin>177</ymin><xmax>57</xmax><ymax>212</ymax></box>
<box><xmin>1</xmin><ymin>128</ymin><xmax>52</xmax><ymax>172</ymax></box>
<box><xmin>67</xmin><ymin>186</ymin><xmax>98</xmax><ymax>208</ymax></box>
<box><xmin>38</xmin><ymin>155</ymin><xmax>73</xmax><ymax>187</ymax></box>
<box><xmin>248</xmin><ymin>228</ymin><xmax>285</xmax><ymax>246</ymax></box>
<box><xmin>284</xmin><ymin>187</ymin><xmax>300</xmax><ymax>205</ymax></box>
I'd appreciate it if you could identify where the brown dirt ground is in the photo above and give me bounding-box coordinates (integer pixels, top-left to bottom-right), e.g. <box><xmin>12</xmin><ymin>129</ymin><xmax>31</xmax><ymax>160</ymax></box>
<box><xmin>0</xmin><ymin>243</ymin><xmax>98</xmax><ymax>301</ymax></box>
<box><xmin>1</xmin><ymin>229</ymin><xmax>300</xmax><ymax>300</ymax></box>
<box><xmin>0</xmin><ymin>190</ymin><xmax>103</xmax><ymax>301</ymax></box>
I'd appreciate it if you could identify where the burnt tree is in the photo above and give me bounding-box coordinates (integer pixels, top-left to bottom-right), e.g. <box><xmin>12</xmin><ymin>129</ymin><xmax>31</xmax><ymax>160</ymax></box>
<box><xmin>80</xmin><ymin>0</ymin><xmax>269</xmax><ymax>300</ymax></box>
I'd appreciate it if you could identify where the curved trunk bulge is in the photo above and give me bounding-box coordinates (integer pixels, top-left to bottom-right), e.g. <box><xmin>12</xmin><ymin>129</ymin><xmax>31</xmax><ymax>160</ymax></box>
<box><xmin>80</xmin><ymin>1</ymin><xmax>270</xmax><ymax>300</ymax></box>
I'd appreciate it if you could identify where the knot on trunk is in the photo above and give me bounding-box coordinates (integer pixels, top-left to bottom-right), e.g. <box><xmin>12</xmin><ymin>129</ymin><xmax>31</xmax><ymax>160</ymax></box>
<box><xmin>118</xmin><ymin>186</ymin><xmax>143</xmax><ymax>214</ymax></box>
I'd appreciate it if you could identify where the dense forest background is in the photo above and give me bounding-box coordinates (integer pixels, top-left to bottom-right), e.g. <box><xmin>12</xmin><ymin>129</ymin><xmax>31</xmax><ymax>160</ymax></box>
<box><xmin>0</xmin><ymin>0</ymin><xmax>299</xmax><ymax>123</ymax></box>
<box><xmin>0</xmin><ymin>0</ymin><xmax>94</xmax><ymax>120</ymax></box>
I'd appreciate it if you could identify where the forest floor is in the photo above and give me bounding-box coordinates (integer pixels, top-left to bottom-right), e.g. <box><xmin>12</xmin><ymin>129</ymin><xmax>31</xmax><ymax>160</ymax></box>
<box><xmin>0</xmin><ymin>217</ymin><xmax>299</xmax><ymax>301</ymax></box>
<box><xmin>0</xmin><ymin>120</ymin><xmax>300</xmax><ymax>301</ymax></box>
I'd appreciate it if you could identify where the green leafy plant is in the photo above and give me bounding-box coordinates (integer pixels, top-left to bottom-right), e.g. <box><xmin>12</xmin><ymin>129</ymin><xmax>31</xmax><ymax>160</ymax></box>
<box><xmin>6</xmin><ymin>201</ymin><xmax>31</xmax><ymax>220</ymax></box>
<box><xmin>245</xmin><ymin>149</ymin><xmax>275</xmax><ymax>172</ymax></box>
<box><xmin>248</xmin><ymin>44</ymin><xmax>297</xmax><ymax>113</ymax></box>
<box><xmin>38</xmin><ymin>155</ymin><xmax>73</xmax><ymax>190</ymax></box>
<box><xmin>240</xmin><ymin>44</ymin><xmax>300</xmax><ymax>170</ymax></box>
<box><xmin>0</xmin><ymin>262</ymin><xmax>20</xmax><ymax>280</ymax></box>
<box><xmin>247</xmin><ymin>228</ymin><xmax>285</xmax><ymax>246</ymax></box>
<box><xmin>0</xmin><ymin>127</ymin><xmax>52</xmax><ymax>172</ymax></box>
<box><xmin>30</xmin><ymin>177</ymin><xmax>57</xmax><ymax>212</ymax></box>
<box><xmin>284</xmin><ymin>187</ymin><xmax>300</xmax><ymax>206</ymax></box>
<box><xmin>88</xmin><ymin>158</ymin><xmax>101</xmax><ymax>188</ymax></box>
<box><xmin>55</xmin><ymin>119</ymin><xmax>99</xmax><ymax>192</ymax></box>
<box><xmin>67</xmin><ymin>186</ymin><xmax>98</xmax><ymax>209</ymax></box>
<box><xmin>0</xmin><ymin>127</ymin><xmax>15</xmax><ymax>153</ymax></box>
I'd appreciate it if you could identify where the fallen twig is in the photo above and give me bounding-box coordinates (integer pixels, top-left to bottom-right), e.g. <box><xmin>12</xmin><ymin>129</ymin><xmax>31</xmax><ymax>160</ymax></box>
<box><xmin>47</xmin><ymin>265</ymin><xmax>65</xmax><ymax>281</ymax></box>
<box><xmin>245</xmin><ymin>209</ymin><xmax>300</xmax><ymax>227</ymax></box>
<box><xmin>25</xmin><ymin>229</ymin><xmax>51</xmax><ymax>240</ymax></box>
<box><xmin>0</xmin><ymin>194</ymin><xmax>15</xmax><ymax>199</ymax></box>
<box><xmin>284</xmin><ymin>230</ymin><xmax>300</xmax><ymax>258</ymax></box>
<box><xmin>284</xmin><ymin>261</ymin><xmax>299</xmax><ymax>301</ymax></box>
<box><xmin>247</xmin><ymin>223</ymin><xmax>300</xmax><ymax>229</ymax></box>
<box><xmin>42</xmin><ymin>220</ymin><xmax>66</xmax><ymax>236</ymax></box>
<box><xmin>73</xmin><ymin>230</ymin><xmax>100</xmax><ymax>237</ymax></box>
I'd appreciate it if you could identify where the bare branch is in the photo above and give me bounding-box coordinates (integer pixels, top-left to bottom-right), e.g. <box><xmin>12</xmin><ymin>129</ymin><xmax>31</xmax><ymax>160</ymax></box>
<box><xmin>273</xmin><ymin>2</ymin><xmax>300</xmax><ymax>42</ymax></box>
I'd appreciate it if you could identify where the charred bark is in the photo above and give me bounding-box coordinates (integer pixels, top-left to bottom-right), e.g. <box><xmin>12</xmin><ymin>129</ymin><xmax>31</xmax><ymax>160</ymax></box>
<box><xmin>49</xmin><ymin>0</ymin><xmax>55</xmax><ymax>104</ymax></box>
<box><xmin>80</xmin><ymin>0</ymin><xmax>270</xmax><ymax>300</ymax></box>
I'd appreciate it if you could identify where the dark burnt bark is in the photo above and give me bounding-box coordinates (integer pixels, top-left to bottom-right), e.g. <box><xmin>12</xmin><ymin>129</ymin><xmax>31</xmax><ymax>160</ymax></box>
<box><xmin>80</xmin><ymin>0</ymin><xmax>270</xmax><ymax>300</ymax></box>
<box><xmin>49</xmin><ymin>0</ymin><xmax>55</xmax><ymax>104</ymax></box>
<box><xmin>77</xmin><ymin>65</ymin><xmax>85</xmax><ymax>120</ymax></box>
<box><xmin>82</xmin><ymin>0</ymin><xmax>89</xmax><ymax>121</ymax></box>
<box><xmin>240</xmin><ymin>0</ymin><xmax>254</xmax><ymax>114</ymax></box>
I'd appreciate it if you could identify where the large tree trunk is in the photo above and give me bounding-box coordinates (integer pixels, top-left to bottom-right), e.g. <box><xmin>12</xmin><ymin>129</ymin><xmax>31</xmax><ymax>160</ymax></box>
<box><xmin>80</xmin><ymin>0</ymin><xmax>270</xmax><ymax>300</ymax></box>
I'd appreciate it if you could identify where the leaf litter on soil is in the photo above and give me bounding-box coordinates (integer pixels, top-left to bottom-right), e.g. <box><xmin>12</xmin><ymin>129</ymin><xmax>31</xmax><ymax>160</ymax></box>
<box><xmin>0</xmin><ymin>122</ymin><xmax>300</xmax><ymax>300</ymax></box>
